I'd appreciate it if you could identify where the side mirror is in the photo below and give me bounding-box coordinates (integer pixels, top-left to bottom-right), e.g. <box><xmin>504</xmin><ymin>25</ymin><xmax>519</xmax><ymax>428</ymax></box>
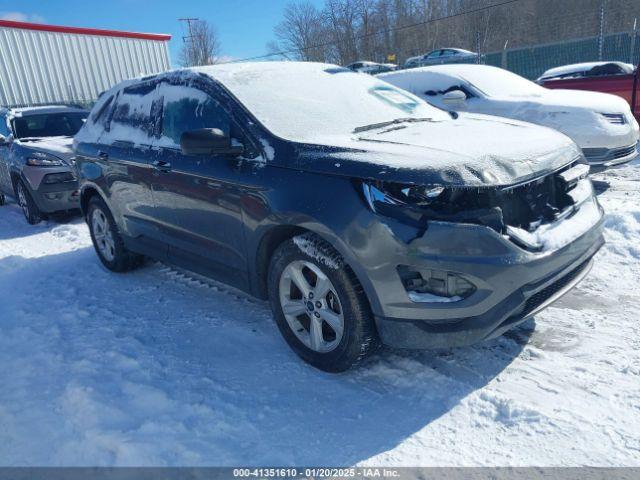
<box><xmin>180</xmin><ymin>128</ymin><xmax>243</xmax><ymax>157</ymax></box>
<box><xmin>0</xmin><ymin>134</ymin><xmax>10</xmax><ymax>146</ymax></box>
<box><xmin>442</xmin><ymin>89</ymin><xmax>467</xmax><ymax>107</ymax></box>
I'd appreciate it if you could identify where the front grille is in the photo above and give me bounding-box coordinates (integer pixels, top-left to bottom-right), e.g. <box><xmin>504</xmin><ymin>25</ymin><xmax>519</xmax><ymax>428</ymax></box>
<box><xmin>520</xmin><ymin>259</ymin><xmax>590</xmax><ymax>318</ymax></box>
<box><xmin>612</xmin><ymin>144</ymin><xmax>636</xmax><ymax>159</ymax></box>
<box><xmin>601</xmin><ymin>113</ymin><xmax>626</xmax><ymax>125</ymax></box>
<box><xmin>583</xmin><ymin>144</ymin><xmax>637</xmax><ymax>162</ymax></box>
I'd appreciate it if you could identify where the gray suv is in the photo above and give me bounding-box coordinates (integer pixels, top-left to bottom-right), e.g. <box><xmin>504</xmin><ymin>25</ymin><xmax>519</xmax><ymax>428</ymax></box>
<box><xmin>74</xmin><ymin>62</ymin><xmax>604</xmax><ymax>372</ymax></box>
<box><xmin>0</xmin><ymin>106</ymin><xmax>88</xmax><ymax>223</ymax></box>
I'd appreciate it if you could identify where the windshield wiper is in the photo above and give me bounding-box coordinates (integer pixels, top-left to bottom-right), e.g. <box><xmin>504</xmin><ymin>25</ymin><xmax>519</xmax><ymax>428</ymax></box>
<box><xmin>17</xmin><ymin>137</ymin><xmax>43</xmax><ymax>142</ymax></box>
<box><xmin>353</xmin><ymin>117</ymin><xmax>433</xmax><ymax>134</ymax></box>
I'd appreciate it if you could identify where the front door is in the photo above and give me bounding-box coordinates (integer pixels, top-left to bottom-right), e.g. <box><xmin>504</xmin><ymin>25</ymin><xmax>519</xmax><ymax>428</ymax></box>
<box><xmin>150</xmin><ymin>81</ymin><xmax>249</xmax><ymax>288</ymax></box>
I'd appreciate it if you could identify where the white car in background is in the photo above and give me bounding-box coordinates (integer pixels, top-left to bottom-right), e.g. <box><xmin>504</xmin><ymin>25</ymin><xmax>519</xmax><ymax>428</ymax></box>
<box><xmin>380</xmin><ymin>64</ymin><xmax>640</xmax><ymax>169</ymax></box>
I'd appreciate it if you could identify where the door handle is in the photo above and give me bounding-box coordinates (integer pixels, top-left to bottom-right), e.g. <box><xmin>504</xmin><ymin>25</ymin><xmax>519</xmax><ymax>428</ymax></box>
<box><xmin>98</xmin><ymin>151</ymin><xmax>109</xmax><ymax>160</ymax></box>
<box><xmin>152</xmin><ymin>160</ymin><xmax>172</xmax><ymax>172</ymax></box>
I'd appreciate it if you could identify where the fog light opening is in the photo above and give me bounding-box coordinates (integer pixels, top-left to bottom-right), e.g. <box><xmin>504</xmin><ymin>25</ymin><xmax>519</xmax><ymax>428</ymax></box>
<box><xmin>397</xmin><ymin>265</ymin><xmax>475</xmax><ymax>303</ymax></box>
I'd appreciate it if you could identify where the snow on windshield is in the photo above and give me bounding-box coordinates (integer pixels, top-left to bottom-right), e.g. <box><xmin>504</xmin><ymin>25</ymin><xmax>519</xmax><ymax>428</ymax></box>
<box><xmin>455</xmin><ymin>66</ymin><xmax>546</xmax><ymax>98</ymax></box>
<box><xmin>196</xmin><ymin>62</ymin><xmax>448</xmax><ymax>143</ymax></box>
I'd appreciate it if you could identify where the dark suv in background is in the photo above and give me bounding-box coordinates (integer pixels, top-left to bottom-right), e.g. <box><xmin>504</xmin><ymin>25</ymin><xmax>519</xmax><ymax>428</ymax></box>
<box><xmin>0</xmin><ymin>106</ymin><xmax>88</xmax><ymax>223</ymax></box>
<box><xmin>74</xmin><ymin>62</ymin><xmax>604</xmax><ymax>372</ymax></box>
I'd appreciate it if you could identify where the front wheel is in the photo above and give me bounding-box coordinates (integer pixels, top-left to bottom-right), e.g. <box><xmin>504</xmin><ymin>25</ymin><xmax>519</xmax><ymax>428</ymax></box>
<box><xmin>87</xmin><ymin>196</ymin><xmax>143</xmax><ymax>272</ymax></box>
<box><xmin>15</xmin><ymin>180</ymin><xmax>42</xmax><ymax>224</ymax></box>
<box><xmin>268</xmin><ymin>233</ymin><xmax>379</xmax><ymax>372</ymax></box>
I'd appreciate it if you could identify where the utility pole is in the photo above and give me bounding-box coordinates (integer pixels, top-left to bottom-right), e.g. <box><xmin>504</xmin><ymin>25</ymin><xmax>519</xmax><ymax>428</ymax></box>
<box><xmin>179</xmin><ymin>18</ymin><xmax>199</xmax><ymax>66</ymax></box>
<box><xmin>598</xmin><ymin>1</ymin><xmax>605</xmax><ymax>61</ymax></box>
<box><xmin>179</xmin><ymin>18</ymin><xmax>199</xmax><ymax>41</ymax></box>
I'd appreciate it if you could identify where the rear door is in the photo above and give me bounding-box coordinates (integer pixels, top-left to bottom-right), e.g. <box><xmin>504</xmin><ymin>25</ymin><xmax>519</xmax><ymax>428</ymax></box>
<box><xmin>95</xmin><ymin>82</ymin><xmax>167</xmax><ymax>258</ymax></box>
<box><xmin>149</xmin><ymin>79</ymin><xmax>251</xmax><ymax>288</ymax></box>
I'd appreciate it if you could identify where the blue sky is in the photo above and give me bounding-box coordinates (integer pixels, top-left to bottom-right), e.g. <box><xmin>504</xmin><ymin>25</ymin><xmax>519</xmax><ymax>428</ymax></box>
<box><xmin>0</xmin><ymin>0</ymin><xmax>323</xmax><ymax>65</ymax></box>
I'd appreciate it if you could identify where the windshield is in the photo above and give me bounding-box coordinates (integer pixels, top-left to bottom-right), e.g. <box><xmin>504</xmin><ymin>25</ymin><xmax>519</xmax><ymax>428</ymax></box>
<box><xmin>459</xmin><ymin>67</ymin><xmax>546</xmax><ymax>97</ymax></box>
<box><xmin>12</xmin><ymin>112</ymin><xmax>87</xmax><ymax>139</ymax></box>
<box><xmin>199</xmin><ymin>62</ymin><xmax>448</xmax><ymax>143</ymax></box>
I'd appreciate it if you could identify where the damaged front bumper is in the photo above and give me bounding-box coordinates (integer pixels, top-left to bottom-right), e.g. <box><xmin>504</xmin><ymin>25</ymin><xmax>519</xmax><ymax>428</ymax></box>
<box><xmin>356</xmin><ymin>178</ymin><xmax>605</xmax><ymax>349</ymax></box>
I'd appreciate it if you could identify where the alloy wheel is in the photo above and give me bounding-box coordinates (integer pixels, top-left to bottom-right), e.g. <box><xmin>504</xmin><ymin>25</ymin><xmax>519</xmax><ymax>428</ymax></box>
<box><xmin>91</xmin><ymin>209</ymin><xmax>116</xmax><ymax>262</ymax></box>
<box><xmin>278</xmin><ymin>260</ymin><xmax>345</xmax><ymax>353</ymax></box>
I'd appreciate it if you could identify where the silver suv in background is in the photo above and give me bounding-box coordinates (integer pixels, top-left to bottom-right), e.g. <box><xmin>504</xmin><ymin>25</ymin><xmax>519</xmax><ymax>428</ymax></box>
<box><xmin>0</xmin><ymin>106</ymin><xmax>88</xmax><ymax>224</ymax></box>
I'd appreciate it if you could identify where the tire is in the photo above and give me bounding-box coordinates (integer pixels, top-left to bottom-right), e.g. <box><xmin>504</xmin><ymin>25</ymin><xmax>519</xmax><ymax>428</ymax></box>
<box><xmin>15</xmin><ymin>179</ymin><xmax>42</xmax><ymax>225</ymax></box>
<box><xmin>0</xmin><ymin>193</ymin><xmax>5</xmax><ymax>206</ymax></box>
<box><xmin>268</xmin><ymin>232</ymin><xmax>379</xmax><ymax>372</ymax></box>
<box><xmin>87</xmin><ymin>195</ymin><xmax>143</xmax><ymax>272</ymax></box>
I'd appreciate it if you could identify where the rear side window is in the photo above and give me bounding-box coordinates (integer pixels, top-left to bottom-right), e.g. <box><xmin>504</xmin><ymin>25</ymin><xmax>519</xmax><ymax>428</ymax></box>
<box><xmin>90</xmin><ymin>94</ymin><xmax>114</xmax><ymax>127</ymax></box>
<box><xmin>157</xmin><ymin>83</ymin><xmax>231</xmax><ymax>149</ymax></box>
<box><xmin>107</xmin><ymin>82</ymin><xmax>160</xmax><ymax>144</ymax></box>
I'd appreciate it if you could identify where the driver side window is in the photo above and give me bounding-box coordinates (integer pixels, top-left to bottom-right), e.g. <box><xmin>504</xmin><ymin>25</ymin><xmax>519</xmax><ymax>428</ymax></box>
<box><xmin>158</xmin><ymin>83</ymin><xmax>231</xmax><ymax>149</ymax></box>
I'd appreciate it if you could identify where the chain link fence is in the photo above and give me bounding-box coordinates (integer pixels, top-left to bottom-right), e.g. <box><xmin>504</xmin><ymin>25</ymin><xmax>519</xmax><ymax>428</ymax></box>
<box><xmin>484</xmin><ymin>30</ymin><xmax>640</xmax><ymax>80</ymax></box>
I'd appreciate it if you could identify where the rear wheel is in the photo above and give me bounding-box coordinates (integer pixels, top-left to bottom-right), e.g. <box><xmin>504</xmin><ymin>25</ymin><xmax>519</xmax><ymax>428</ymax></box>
<box><xmin>268</xmin><ymin>233</ymin><xmax>379</xmax><ymax>372</ymax></box>
<box><xmin>15</xmin><ymin>180</ymin><xmax>42</xmax><ymax>224</ymax></box>
<box><xmin>87</xmin><ymin>196</ymin><xmax>143</xmax><ymax>272</ymax></box>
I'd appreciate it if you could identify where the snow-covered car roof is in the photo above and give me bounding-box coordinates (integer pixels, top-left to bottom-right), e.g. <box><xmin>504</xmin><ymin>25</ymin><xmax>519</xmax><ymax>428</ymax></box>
<box><xmin>379</xmin><ymin>64</ymin><xmax>547</xmax><ymax>98</ymax></box>
<box><xmin>78</xmin><ymin>61</ymin><xmax>581</xmax><ymax>188</ymax></box>
<box><xmin>538</xmin><ymin>61</ymin><xmax>635</xmax><ymax>82</ymax></box>
<box><xmin>192</xmin><ymin>61</ymin><xmax>449</xmax><ymax>144</ymax></box>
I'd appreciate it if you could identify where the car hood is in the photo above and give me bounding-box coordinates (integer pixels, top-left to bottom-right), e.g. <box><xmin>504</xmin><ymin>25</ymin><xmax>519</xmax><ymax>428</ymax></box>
<box><xmin>296</xmin><ymin>113</ymin><xmax>581</xmax><ymax>187</ymax></box>
<box><xmin>18</xmin><ymin>136</ymin><xmax>75</xmax><ymax>164</ymax></box>
<box><xmin>491</xmin><ymin>89</ymin><xmax>631</xmax><ymax>115</ymax></box>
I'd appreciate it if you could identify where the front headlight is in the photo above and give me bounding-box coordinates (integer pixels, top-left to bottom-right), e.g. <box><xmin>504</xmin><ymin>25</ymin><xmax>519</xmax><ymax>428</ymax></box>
<box><xmin>360</xmin><ymin>180</ymin><xmax>504</xmax><ymax>231</ymax></box>
<box><xmin>26</xmin><ymin>152</ymin><xmax>64</xmax><ymax>167</ymax></box>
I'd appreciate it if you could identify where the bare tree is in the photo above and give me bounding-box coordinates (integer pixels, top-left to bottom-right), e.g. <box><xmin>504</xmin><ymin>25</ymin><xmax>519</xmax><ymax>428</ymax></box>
<box><xmin>179</xmin><ymin>20</ymin><xmax>222</xmax><ymax>67</ymax></box>
<box><xmin>272</xmin><ymin>2</ymin><xmax>327</xmax><ymax>61</ymax></box>
<box><xmin>268</xmin><ymin>0</ymin><xmax>640</xmax><ymax>67</ymax></box>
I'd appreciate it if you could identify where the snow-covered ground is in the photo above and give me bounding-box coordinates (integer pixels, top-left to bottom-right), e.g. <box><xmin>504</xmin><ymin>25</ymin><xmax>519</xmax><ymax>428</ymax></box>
<box><xmin>0</xmin><ymin>163</ymin><xmax>639</xmax><ymax>467</ymax></box>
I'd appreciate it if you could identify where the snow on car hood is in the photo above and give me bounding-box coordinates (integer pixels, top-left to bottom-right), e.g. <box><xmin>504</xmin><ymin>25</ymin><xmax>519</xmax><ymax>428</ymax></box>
<box><xmin>494</xmin><ymin>88</ymin><xmax>631</xmax><ymax>114</ymax></box>
<box><xmin>485</xmin><ymin>89</ymin><xmax>638</xmax><ymax>148</ymax></box>
<box><xmin>18</xmin><ymin>136</ymin><xmax>75</xmax><ymax>164</ymax></box>
<box><xmin>298</xmin><ymin>113</ymin><xmax>582</xmax><ymax>187</ymax></box>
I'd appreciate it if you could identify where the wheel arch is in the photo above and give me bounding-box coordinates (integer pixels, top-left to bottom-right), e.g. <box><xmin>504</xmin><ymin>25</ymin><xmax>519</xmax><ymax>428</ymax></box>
<box><xmin>9</xmin><ymin>169</ymin><xmax>23</xmax><ymax>194</ymax></box>
<box><xmin>251</xmin><ymin>222</ymin><xmax>383</xmax><ymax>317</ymax></box>
<box><xmin>79</xmin><ymin>184</ymin><xmax>105</xmax><ymax>217</ymax></box>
